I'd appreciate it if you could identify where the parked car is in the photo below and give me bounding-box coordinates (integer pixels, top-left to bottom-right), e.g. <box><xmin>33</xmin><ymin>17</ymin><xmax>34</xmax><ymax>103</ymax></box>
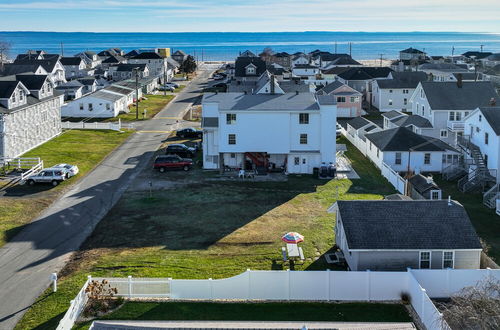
<box><xmin>336</xmin><ymin>123</ymin><xmax>342</xmax><ymax>138</ymax></box>
<box><xmin>53</xmin><ymin>163</ymin><xmax>79</xmax><ymax>177</ymax></box>
<box><xmin>158</xmin><ymin>85</ymin><xmax>175</xmax><ymax>92</ymax></box>
<box><xmin>165</xmin><ymin>143</ymin><xmax>197</xmax><ymax>158</ymax></box>
<box><xmin>176</xmin><ymin>127</ymin><xmax>202</xmax><ymax>139</ymax></box>
<box><xmin>25</xmin><ymin>168</ymin><xmax>69</xmax><ymax>186</ymax></box>
<box><xmin>153</xmin><ymin>155</ymin><xmax>193</xmax><ymax>172</ymax></box>
<box><xmin>212</xmin><ymin>82</ymin><xmax>227</xmax><ymax>89</ymax></box>
<box><xmin>213</xmin><ymin>74</ymin><xmax>225</xmax><ymax>80</ymax></box>
<box><xmin>165</xmin><ymin>82</ymin><xmax>180</xmax><ymax>88</ymax></box>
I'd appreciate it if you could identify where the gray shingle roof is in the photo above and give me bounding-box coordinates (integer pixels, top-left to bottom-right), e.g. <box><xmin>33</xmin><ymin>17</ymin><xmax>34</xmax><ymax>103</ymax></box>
<box><xmin>0</xmin><ymin>81</ymin><xmax>20</xmax><ymax>98</ymax></box>
<box><xmin>317</xmin><ymin>80</ymin><xmax>346</xmax><ymax>95</ymax></box>
<box><xmin>376</xmin><ymin>71</ymin><xmax>428</xmax><ymax>89</ymax></box>
<box><xmin>1</xmin><ymin>63</ymin><xmax>44</xmax><ymax>76</ymax></box>
<box><xmin>365</xmin><ymin>127</ymin><xmax>455</xmax><ymax>152</ymax></box>
<box><xmin>332</xmin><ymin>200</ymin><xmax>482</xmax><ymax>250</ymax></box>
<box><xmin>382</xmin><ymin>110</ymin><xmax>405</xmax><ymax>119</ymax></box>
<box><xmin>92</xmin><ymin>90</ymin><xmax>125</xmax><ymax>101</ymax></box>
<box><xmin>15</xmin><ymin>74</ymin><xmax>49</xmax><ymax>90</ymax></box>
<box><xmin>408</xmin><ymin>174</ymin><xmax>439</xmax><ymax>194</ymax></box>
<box><xmin>419</xmin><ymin>63</ymin><xmax>467</xmax><ymax>72</ymax></box>
<box><xmin>202</xmin><ymin>92</ymin><xmax>321</xmax><ymax>111</ymax></box>
<box><xmin>479</xmin><ymin>106</ymin><xmax>500</xmax><ymax>135</ymax></box>
<box><xmin>60</xmin><ymin>57</ymin><xmax>83</xmax><ymax>66</ymax></box>
<box><xmin>131</xmin><ymin>52</ymin><xmax>162</xmax><ymax>60</ymax></box>
<box><xmin>391</xmin><ymin>115</ymin><xmax>433</xmax><ymax>128</ymax></box>
<box><xmin>347</xmin><ymin>117</ymin><xmax>372</xmax><ymax>129</ymax></box>
<box><xmin>421</xmin><ymin>81</ymin><xmax>498</xmax><ymax>110</ymax></box>
<box><xmin>401</xmin><ymin>47</ymin><xmax>425</xmax><ymax>54</ymax></box>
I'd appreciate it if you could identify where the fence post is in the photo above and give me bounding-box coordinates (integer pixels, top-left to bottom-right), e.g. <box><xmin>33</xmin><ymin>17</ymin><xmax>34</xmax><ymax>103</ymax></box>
<box><xmin>247</xmin><ymin>269</ymin><xmax>251</xmax><ymax>301</ymax></box>
<box><xmin>51</xmin><ymin>273</ymin><xmax>58</xmax><ymax>292</ymax></box>
<box><xmin>128</xmin><ymin>275</ymin><xmax>132</xmax><ymax>298</ymax></box>
<box><xmin>446</xmin><ymin>267</ymin><xmax>451</xmax><ymax>297</ymax></box>
<box><xmin>366</xmin><ymin>270</ymin><xmax>371</xmax><ymax>302</ymax></box>
<box><xmin>209</xmin><ymin>278</ymin><xmax>213</xmax><ymax>299</ymax></box>
<box><xmin>287</xmin><ymin>269</ymin><xmax>291</xmax><ymax>301</ymax></box>
<box><xmin>421</xmin><ymin>288</ymin><xmax>426</xmax><ymax>321</ymax></box>
<box><xmin>326</xmin><ymin>269</ymin><xmax>330</xmax><ymax>302</ymax></box>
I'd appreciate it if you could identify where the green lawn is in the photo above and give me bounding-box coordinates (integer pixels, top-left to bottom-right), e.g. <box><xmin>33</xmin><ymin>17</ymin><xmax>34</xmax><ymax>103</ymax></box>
<box><xmin>74</xmin><ymin>302</ymin><xmax>412</xmax><ymax>330</ymax></box>
<box><xmin>16</xmin><ymin>137</ymin><xmax>397</xmax><ymax>330</ymax></box>
<box><xmin>106</xmin><ymin>94</ymin><xmax>174</xmax><ymax>122</ymax></box>
<box><xmin>435</xmin><ymin>176</ymin><xmax>500</xmax><ymax>263</ymax></box>
<box><xmin>0</xmin><ymin>129</ymin><xmax>133</xmax><ymax>247</ymax></box>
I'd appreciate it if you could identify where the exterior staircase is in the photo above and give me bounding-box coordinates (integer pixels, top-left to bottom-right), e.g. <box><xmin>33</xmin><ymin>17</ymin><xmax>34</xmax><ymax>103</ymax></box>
<box><xmin>456</xmin><ymin>135</ymin><xmax>497</xmax><ymax>193</ymax></box>
<box><xmin>483</xmin><ymin>183</ymin><xmax>500</xmax><ymax>209</ymax></box>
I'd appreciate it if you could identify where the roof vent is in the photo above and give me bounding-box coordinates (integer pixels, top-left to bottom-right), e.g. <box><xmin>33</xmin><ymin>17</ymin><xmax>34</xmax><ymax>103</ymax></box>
<box><xmin>490</xmin><ymin>97</ymin><xmax>497</xmax><ymax>106</ymax></box>
<box><xmin>296</xmin><ymin>90</ymin><xmax>299</xmax><ymax>95</ymax></box>
<box><xmin>448</xmin><ymin>195</ymin><xmax>452</xmax><ymax>206</ymax></box>
<box><xmin>456</xmin><ymin>73</ymin><xmax>463</xmax><ymax>88</ymax></box>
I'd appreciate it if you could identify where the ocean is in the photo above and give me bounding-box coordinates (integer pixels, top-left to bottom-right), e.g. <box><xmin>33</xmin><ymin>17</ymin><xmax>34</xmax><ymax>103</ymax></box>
<box><xmin>1</xmin><ymin>31</ymin><xmax>500</xmax><ymax>61</ymax></box>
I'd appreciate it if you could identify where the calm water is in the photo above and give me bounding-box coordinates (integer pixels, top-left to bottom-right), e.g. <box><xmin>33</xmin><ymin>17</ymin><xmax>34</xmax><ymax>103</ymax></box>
<box><xmin>1</xmin><ymin>31</ymin><xmax>500</xmax><ymax>61</ymax></box>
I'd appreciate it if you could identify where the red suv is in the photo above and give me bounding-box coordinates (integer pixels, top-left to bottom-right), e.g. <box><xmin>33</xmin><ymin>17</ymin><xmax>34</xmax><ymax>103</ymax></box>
<box><xmin>153</xmin><ymin>155</ymin><xmax>193</xmax><ymax>172</ymax></box>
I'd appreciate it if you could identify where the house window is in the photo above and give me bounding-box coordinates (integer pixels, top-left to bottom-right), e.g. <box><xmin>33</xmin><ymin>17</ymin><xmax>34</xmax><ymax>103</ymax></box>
<box><xmin>88</xmin><ymin>103</ymin><xmax>93</xmax><ymax>111</ymax></box>
<box><xmin>300</xmin><ymin>134</ymin><xmax>308</xmax><ymax>144</ymax></box>
<box><xmin>403</xmin><ymin>98</ymin><xmax>408</xmax><ymax>105</ymax></box>
<box><xmin>106</xmin><ymin>104</ymin><xmax>111</xmax><ymax>110</ymax></box>
<box><xmin>294</xmin><ymin>157</ymin><xmax>300</xmax><ymax>165</ymax></box>
<box><xmin>230</xmin><ymin>153</ymin><xmax>236</xmax><ymax>158</ymax></box>
<box><xmin>226</xmin><ymin>113</ymin><xmax>236</xmax><ymax>125</ymax></box>
<box><xmin>479</xmin><ymin>115</ymin><xmax>482</xmax><ymax>122</ymax></box>
<box><xmin>376</xmin><ymin>149</ymin><xmax>379</xmax><ymax>158</ymax></box>
<box><xmin>299</xmin><ymin>113</ymin><xmax>309</xmax><ymax>124</ymax></box>
<box><xmin>79</xmin><ymin>103</ymin><xmax>84</xmax><ymax>110</ymax></box>
<box><xmin>350</xmin><ymin>96</ymin><xmax>358</xmax><ymax>102</ymax></box>
<box><xmin>388</xmin><ymin>99</ymin><xmax>393</xmax><ymax>106</ymax></box>
<box><xmin>12</xmin><ymin>93</ymin><xmax>16</xmax><ymax>103</ymax></box>
<box><xmin>403</xmin><ymin>89</ymin><xmax>409</xmax><ymax>94</ymax></box>
<box><xmin>369</xmin><ymin>142</ymin><xmax>372</xmax><ymax>150</ymax></box>
<box><xmin>228</xmin><ymin>134</ymin><xmax>236</xmax><ymax>145</ymax></box>
<box><xmin>421</xmin><ymin>105</ymin><xmax>425</xmax><ymax>116</ymax></box>
<box><xmin>19</xmin><ymin>91</ymin><xmax>24</xmax><ymax>101</ymax></box>
<box><xmin>419</xmin><ymin>251</ymin><xmax>431</xmax><ymax>269</ymax></box>
<box><xmin>430</xmin><ymin>190</ymin><xmax>441</xmax><ymax>200</ymax></box>
<box><xmin>424</xmin><ymin>153</ymin><xmax>431</xmax><ymax>165</ymax></box>
<box><xmin>440</xmin><ymin>130</ymin><xmax>448</xmax><ymax>138</ymax></box>
<box><xmin>395</xmin><ymin>152</ymin><xmax>402</xmax><ymax>165</ymax></box>
<box><xmin>485</xmin><ymin>132</ymin><xmax>489</xmax><ymax>145</ymax></box>
<box><xmin>443</xmin><ymin>251</ymin><xmax>454</xmax><ymax>269</ymax></box>
<box><xmin>389</xmin><ymin>89</ymin><xmax>393</xmax><ymax>93</ymax></box>
<box><xmin>449</xmin><ymin>112</ymin><xmax>455</xmax><ymax>121</ymax></box>
<box><xmin>484</xmin><ymin>154</ymin><xmax>488</xmax><ymax>167</ymax></box>
<box><xmin>336</xmin><ymin>96</ymin><xmax>346</xmax><ymax>103</ymax></box>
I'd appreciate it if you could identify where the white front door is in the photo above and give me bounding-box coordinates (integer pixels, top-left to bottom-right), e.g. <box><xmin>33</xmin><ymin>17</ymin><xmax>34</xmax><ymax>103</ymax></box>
<box><xmin>300</xmin><ymin>157</ymin><xmax>308</xmax><ymax>173</ymax></box>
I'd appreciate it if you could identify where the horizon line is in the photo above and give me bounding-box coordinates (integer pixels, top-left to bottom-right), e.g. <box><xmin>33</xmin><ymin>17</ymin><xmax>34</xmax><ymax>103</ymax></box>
<box><xmin>1</xmin><ymin>30</ymin><xmax>499</xmax><ymax>34</ymax></box>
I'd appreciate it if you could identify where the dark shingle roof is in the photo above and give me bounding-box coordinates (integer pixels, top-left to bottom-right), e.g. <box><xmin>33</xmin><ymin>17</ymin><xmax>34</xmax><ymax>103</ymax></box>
<box><xmin>115</xmin><ymin>64</ymin><xmax>147</xmax><ymax>72</ymax></box>
<box><xmin>421</xmin><ymin>81</ymin><xmax>498</xmax><ymax>110</ymax></box>
<box><xmin>376</xmin><ymin>71</ymin><xmax>428</xmax><ymax>89</ymax></box>
<box><xmin>131</xmin><ymin>52</ymin><xmax>163</xmax><ymax>60</ymax></box>
<box><xmin>202</xmin><ymin>92</ymin><xmax>322</xmax><ymax>111</ymax></box>
<box><xmin>462</xmin><ymin>51</ymin><xmax>492</xmax><ymax>59</ymax></box>
<box><xmin>382</xmin><ymin>110</ymin><xmax>405</xmax><ymax>119</ymax></box>
<box><xmin>400</xmin><ymin>47</ymin><xmax>425</xmax><ymax>54</ymax></box>
<box><xmin>15</xmin><ymin>74</ymin><xmax>48</xmax><ymax>90</ymax></box>
<box><xmin>102</xmin><ymin>55</ymin><xmax>126</xmax><ymax>64</ymax></box>
<box><xmin>479</xmin><ymin>106</ymin><xmax>500</xmax><ymax>135</ymax></box>
<box><xmin>347</xmin><ymin>117</ymin><xmax>371</xmax><ymax>129</ymax></box>
<box><xmin>408</xmin><ymin>174</ymin><xmax>439</xmax><ymax>194</ymax></box>
<box><xmin>235</xmin><ymin>57</ymin><xmax>267</xmax><ymax>77</ymax></box>
<box><xmin>391</xmin><ymin>115</ymin><xmax>433</xmax><ymax>128</ymax></box>
<box><xmin>77</xmin><ymin>77</ymin><xmax>97</xmax><ymax>85</ymax></box>
<box><xmin>0</xmin><ymin>81</ymin><xmax>20</xmax><ymax>98</ymax></box>
<box><xmin>13</xmin><ymin>59</ymin><xmax>60</xmax><ymax>73</ymax></box>
<box><xmin>60</xmin><ymin>57</ymin><xmax>83</xmax><ymax>66</ymax></box>
<box><xmin>318</xmin><ymin>80</ymin><xmax>345</xmax><ymax>95</ymax></box>
<box><xmin>0</xmin><ymin>63</ymin><xmax>43</xmax><ymax>76</ymax></box>
<box><xmin>365</xmin><ymin>127</ymin><xmax>455</xmax><ymax>152</ymax></box>
<box><xmin>333</xmin><ymin>200</ymin><xmax>481</xmax><ymax>250</ymax></box>
<box><xmin>338</xmin><ymin>67</ymin><xmax>392</xmax><ymax>81</ymax></box>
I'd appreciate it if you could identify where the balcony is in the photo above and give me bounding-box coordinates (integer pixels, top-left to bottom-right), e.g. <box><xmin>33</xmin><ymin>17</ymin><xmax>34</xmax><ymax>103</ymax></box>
<box><xmin>447</xmin><ymin>121</ymin><xmax>465</xmax><ymax>132</ymax></box>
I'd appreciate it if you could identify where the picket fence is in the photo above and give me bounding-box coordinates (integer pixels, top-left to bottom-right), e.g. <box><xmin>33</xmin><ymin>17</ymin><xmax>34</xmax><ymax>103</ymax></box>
<box><xmin>381</xmin><ymin>162</ymin><xmax>407</xmax><ymax>194</ymax></box>
<box><xmin>61</xmin><ymin>120</ymin><xmax>122</xmax><ymax>131</ymax></box>
<box><xmin>56</xmin><ymin>268</ymin><xmax>500</xmax><ymax>330</ymax></box>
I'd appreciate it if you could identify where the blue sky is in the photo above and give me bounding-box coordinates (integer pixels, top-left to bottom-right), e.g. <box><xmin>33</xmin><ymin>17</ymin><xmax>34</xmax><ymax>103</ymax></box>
<box><xmin>0</xmin><ymin>0</ymin><xmax>499</xmax><ymax>32</ymax></box>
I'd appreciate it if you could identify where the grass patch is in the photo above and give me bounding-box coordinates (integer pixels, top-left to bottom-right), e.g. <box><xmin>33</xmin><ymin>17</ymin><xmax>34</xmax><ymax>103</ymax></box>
<box><xmin>435</xmin><ymin>176</ymin><xmax>500</xmax><ymax>263</ymax></box>
<box><xmin>106</xmin><ymin>94</ymin><xmax>174</xmax><ymax>122</ymax></box>
<box><xmin>0</xmin><ymin>129</ymin><xmax>133</xmax><ymax>247</ymax></box>
<box><xmin>16</xmin><ymin>137</ymin><xmax>396</xmax><ymax>329</ymax></box>
<box><xmin>74</xmin><ymin>301</ymin><xmax>412</xmax><ymax>329</ymax></box>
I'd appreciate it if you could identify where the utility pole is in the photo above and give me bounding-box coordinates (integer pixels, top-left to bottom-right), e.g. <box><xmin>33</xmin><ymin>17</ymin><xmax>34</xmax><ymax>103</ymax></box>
<box><xmin>134</xmin><ymin>67</ymin><xmax>139</xmax><ymax>120</ymax></box>
<box><xmin>480</xmin><ymin>44</ymin><xmax>484</xmax><ymax>52</ymax></box>
<box><xmin>378</xmin><ymin>54</ymin><xmax>384</xmax><ymax>67</ymax></box>
<box><xmin>349</xmin><ymin>42</ymin><xmax>352</xmax><ymax>57</ymax></box>
<box><xmin>163</xmin><ymin>66</ymin><xmax>167</xmax><ymax>96</ymax></box>
<box><xmin>334</xmin><ymin>42</ymin><xmax>337</xmax><ymax>54</ymax></box>
<box><xmin>451</xmin><ymin>46</ymin><xmax>455</xmax><ymax>57</ymax></box>
<box><xmin>60</xmin><ymin>42</ymin><xmax>64</xmax><ymax>56</ymax></box>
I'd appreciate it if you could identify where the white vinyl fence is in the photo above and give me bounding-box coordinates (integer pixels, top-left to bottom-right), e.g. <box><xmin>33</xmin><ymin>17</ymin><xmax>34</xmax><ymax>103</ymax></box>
<box><xmin>381</xmin><ymin>162</ymin><xmax>407</xmax><ymax>194</ymax></box>
<box><xmin>57</xmin><ymin>269</ymin><xmax>500</xmax><ymax>330</ymax></box>
<box><xmin>61</xmin><ymin>120</ymin><xmax>122</xmax><ymax>131</ymax></box>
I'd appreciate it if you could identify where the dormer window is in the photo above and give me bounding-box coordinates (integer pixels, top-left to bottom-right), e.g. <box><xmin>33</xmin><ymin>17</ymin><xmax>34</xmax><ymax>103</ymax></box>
<box><xmin>19</xmin><ymin>90</ymin><xmax>24</xmax><ymax>101</ymax></box>
<box><xmin>245</xmin><ymin>64</ymin><xmax>257</xmax><ymax>75</ymax></box>
<box><xmin>12</xmin><ymin>93</ymin><xmax>16</xmax><ymax>103</ymax></box>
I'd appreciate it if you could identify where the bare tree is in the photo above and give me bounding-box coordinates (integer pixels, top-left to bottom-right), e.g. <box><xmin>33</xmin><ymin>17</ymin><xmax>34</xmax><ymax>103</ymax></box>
<box><xmin>440</xmin><ymin>277</ymin><xmax>500</xmax><ymax>330</ymax></box>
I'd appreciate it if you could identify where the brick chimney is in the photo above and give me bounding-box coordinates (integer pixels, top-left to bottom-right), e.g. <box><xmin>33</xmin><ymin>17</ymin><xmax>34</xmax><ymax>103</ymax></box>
<box><xmin>490</xmin><ymin>97</ymin><xmax>497</xmax><ymax>106</ymax></box>
<box><xmin>456</xmin><ymin>73</ymin><xmax>463</xmax><ymax>88</ymax></box>
<box><xmin>270</xmin><ymin>74</ymin><xmax>275</xmax><ymax>94</ymax></box>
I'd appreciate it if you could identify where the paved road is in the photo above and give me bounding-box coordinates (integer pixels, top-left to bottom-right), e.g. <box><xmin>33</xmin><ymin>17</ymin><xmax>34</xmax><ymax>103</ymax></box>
<box><xmin>0</xmin><ymin>69</ymin><xmax>213</xmax><ymax>329</ymax></box>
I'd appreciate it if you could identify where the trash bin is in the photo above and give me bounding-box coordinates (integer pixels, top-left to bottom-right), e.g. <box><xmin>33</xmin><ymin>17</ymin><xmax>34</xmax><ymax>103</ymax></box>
<box><xmin>320</xmin><ymin>164</ymin><xmax>328</xmax><ymax>178</ymax></box>
<box><xmin>328</xmin><ymin>163</ymin><xmax>336</xmax><ymax>177</ymax></box>
<box><xmin>313</xmin><ymin>167</ymin><xmax>319</xmax><ymax>178</ymax></box>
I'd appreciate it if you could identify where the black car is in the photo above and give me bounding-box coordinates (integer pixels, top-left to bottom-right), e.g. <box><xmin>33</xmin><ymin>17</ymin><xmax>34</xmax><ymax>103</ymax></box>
<box><xmin>165</xmin><ymin>143</ymin><xmax>197</xmax><ymax>158</ymax></box>
<box><xmin>176</xmin><ymin>127</ymin><xmax>202</xmax><ymax>139</ymax></box>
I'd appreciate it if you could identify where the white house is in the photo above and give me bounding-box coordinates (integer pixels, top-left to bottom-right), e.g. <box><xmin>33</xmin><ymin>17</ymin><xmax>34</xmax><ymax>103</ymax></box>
<box><xmin>291</xmin><ymin>53</ymin><xmax>309</xmax><ymax>68</ymax></box>
<box><xmin>418</xmin><ymin>63</ymin><xmax>469</xmax><ymax>82</ymax></box>
<box><xmin>201</xmin><ymin>91</ymin><xmax>337</xmax><ymax>174</ymax></box>
<box><xmin>75</xmin><ymin>51</ymin><xmax>101</xmax><ymax>69</ymax></box>
<box><xmin>61</xmin><ymin>89</ymin><xmax>127</xmax><ymax>118</ymax></box>
<box><xmin>329</xmin><ymin>200</ymin><xmax>482</xmax><ymax>271</ymax></box>
<box><xmin>371</xmin><ymin>71</ymin><xmax>427</xmax><ymax>112</ymax></box>
<box><xmin>399</xmin><ymin>48</ymin><xmax>426</xmax><ymax>61</ymax></box>
<box><xmin>344</xmin><ymin>117</ymin><xmax>380</xmax><ymax>155</ymax></box>
<box><xmin>364</xmin><ymin>127</ymin><xmax>461</xmax><ymax>173</ymax></box>
<box><xmin>462</xmin><ymin>106</ymin><xmax>500</xmax><ymax>184</ymax></box>
<box><xmin>110</xmin><ymin>64</ymin><xmax>149</xmax><ymax>82</ymax></box>
<box><xmin>128</xmin><ymin>52</ymin><xmax>168</xmax><ymax>81</ymax></box>
<box><xmin>0</xmin><ymin>74</ymin><xmax>63</xmax><ymax>158</ymax></box>
<box><xmin>291</xmin><ymin>64</ymin><xmax>320</xmax><ymax>79</ymax></box>
<box><xmin>60</xmin><ymin>57</ymin><xmax>87</xmax><ymax>79</ymax></box>
<box><xmin>409</xmin><ymin>81</ymin><xmax>498</xmax><ymax>145</ymax></box>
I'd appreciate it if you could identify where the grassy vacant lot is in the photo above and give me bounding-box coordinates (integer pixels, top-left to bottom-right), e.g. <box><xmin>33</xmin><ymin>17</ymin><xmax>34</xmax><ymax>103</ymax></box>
<box><xmin>16</xmin><ymin>137</ymin><xmax>396</xmax><ymax>330</ymax></box>
<box><xmin>74</xmin><ymin>302</ymin><xmax>412</xmax><ymax>329</ymax></box>
<box><xmin>0</xmin><ymin>129</ymin><xmax>132</xmax><ymax>247</ymax></box>
<box><xmin>435</xmin><ymin>177</ymin><xmax>500</xmax><ymax>263</ymax></box>
<box><xmin>107</xmin><ymin>94</ymin><xmax>174</xmax><ymax>122</ymax></box>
